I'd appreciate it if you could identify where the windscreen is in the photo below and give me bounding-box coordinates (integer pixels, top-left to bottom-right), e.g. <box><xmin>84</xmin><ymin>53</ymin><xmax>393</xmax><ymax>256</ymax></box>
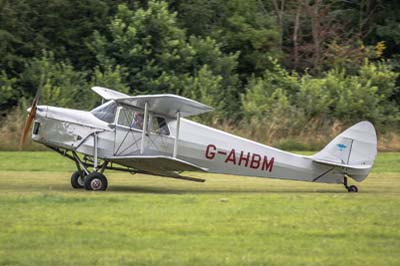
<box><xmin>91</xmin><ymin>101</ymin><xmax>117</xmax><ymax>123</ymax></box>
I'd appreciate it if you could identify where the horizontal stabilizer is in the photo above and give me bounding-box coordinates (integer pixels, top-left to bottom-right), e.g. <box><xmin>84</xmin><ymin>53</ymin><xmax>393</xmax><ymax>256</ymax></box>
<box><xmin>312</xmin><ymin>158</ymin><xmax>372</xmax><ymax>170</ymax></box>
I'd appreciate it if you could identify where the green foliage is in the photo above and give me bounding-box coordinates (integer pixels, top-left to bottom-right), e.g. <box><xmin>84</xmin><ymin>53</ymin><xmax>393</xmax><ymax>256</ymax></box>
<box><xmin>243</xmin><ymin>60</ymin><xmax>400</xmax><ymax>131</ymax></box>
<box><xmin>186</xmin><ymin>36</ymin><xmax>240</xmax><ymax>119</ymax></box>
<box><xmin>297</xmin><ymin>75</ymin><xmax>334</xmax><ymax>118</ymax></box>
<box><xmin>0</xmin><ymin>71</ymin><xmax>17</xmax><ymax>105</ymax></box>
<box><xmin>242</xmin><ymin>82</ymin><xmax>291</xmax><ymax>122</ymax></box>
<box><xmin>222</xmin><ymin>0</ymin><xmax>281</xmax><ymax>76</ymax></box>
<box><xmin>312</xmin><ymin>61</ymin><xmax>400</xmax><ymax>125</ymax></box>
<box><xmin>92</xmin><ymin>64</ymin><xmax>129</xmax><ymax>95</ymax></box>
<box><xmin>276</xmin><ymin>138</ymin><xmax>308</xmax><ymax>151</ymax></box>
<box><xmin>92</xmin><ymin>2</ymin><xmax>189</xmax><ymax>92</ymax></box>
<box><xmin>242</xmin><ymin>59</ymin><xmax>300</xmax><ymax>127</ymax></box>
<box><xmin>182</xmin><ymin>65</ymin><xmax>223</xmax><ymax>122</ymax></box>
<box><xmin>92</xmin><ymin>2</ymin><xmax>239</xmax><ymax>119</ymax></box>
<box><xmin>173</xmin><ymin>0</ymin><xmax>281</xmax><ymax>77</ymax></box>
<box><xmin>0</xmin><ymin>0</ymin><xmax>120</xmax><ymax>74</ymax></box>
<box><xmin>20</xmin><ymin>51</ymin><xmax>92</xmax><ymax>109</ymax></box>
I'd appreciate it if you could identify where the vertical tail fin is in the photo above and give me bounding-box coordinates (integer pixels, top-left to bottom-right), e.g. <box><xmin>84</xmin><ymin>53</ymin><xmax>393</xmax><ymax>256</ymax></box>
<box><xmin>312</xmin><ymin>121</ymin><xmax>377</xmax><ymax>181</ymax></box>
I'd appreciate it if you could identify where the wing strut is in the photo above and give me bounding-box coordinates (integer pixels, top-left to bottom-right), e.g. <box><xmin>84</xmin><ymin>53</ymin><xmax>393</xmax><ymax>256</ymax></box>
<box><xmin>173</xmin><ymin>111</ymin><xmax>181</xmax><ymax>158</ymax></box>
<box><xmin>93</xmin><ymin>132</ymin><xmax>98</xmax><ymax>170</ymax></box>
<box><xmin>140</xmin><ymin>101</ymin><xmax>149</xmax><ymax>154</ymax></box>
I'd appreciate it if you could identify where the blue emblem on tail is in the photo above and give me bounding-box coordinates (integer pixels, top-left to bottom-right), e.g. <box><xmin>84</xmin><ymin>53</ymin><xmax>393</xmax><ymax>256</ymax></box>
<box><xmin>337</xmin><ymin>143</ymin><xmax>347</xmax><ymax>151</ymax></box>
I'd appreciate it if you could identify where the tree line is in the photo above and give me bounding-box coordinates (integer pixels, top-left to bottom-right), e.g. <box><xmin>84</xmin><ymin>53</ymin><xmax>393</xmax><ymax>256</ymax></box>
<box><xmin>0</xmin><ymin>0</ymin><xmax>399</xmax><ymax>145</ymax></box>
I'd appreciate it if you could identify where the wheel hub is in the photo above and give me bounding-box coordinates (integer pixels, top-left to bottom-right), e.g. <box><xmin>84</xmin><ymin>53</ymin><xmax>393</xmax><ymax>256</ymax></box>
<box><xmin>77</xmin><ymin>177</ymin><xmax>85</xmax><ymax>187</ymax></box>
<box><xmin>90</xmin><ymin>178</ymin><xmax>102</xmax><ymax>190</ymax></box>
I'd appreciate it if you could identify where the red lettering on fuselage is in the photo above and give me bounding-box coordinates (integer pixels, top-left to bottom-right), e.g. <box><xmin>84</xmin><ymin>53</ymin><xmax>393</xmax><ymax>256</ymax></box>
<box><xmin>262</xmin><ymin>156</ymin><xmax>274</xmax><ymax>172</ymax></box>
<box><xmin>250</xmin><ymin>153</ymin><xmax>261</xmax><ymax>169</ymax></box>
<box><xmin>238</xmin><ymin>151</ymin><xmax>250</xmax><ymax>167</ymax></box>
<box><xmin>204</xmin><ymin>144</ymin><xmax>274</xmax><ymax>172</ymax></box>
<box><xmin>225</xmin><ymin>149</ymin><xmax>236</xmax><ymax>165</ymax></box>
<box><xmin>205</xmin><ymin>144</ymin><xmax>216</xmax><ymax>159</ymax></box>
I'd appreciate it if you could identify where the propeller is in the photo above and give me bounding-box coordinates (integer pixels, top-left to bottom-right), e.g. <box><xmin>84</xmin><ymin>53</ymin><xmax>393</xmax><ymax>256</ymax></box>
<box><xmin>19</xmin><ymin>75</ymin><xmax>44</xmax><ymax>149</ymax></box>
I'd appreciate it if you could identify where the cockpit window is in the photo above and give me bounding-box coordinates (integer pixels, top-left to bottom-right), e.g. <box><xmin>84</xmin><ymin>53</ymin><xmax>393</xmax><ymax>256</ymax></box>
<box><xmin>151</xmin><ymin>116</ymin><xmax>170</xmax><ymax>135</ymax></box>
<box><xmin>117</xmin><ymin>107</ymin><xmax>144</xmax><ymax>130</ymax></box>
<box><xmin>91</xmin><ymin>101</ymin><xmax>117</xmax><ymax>123</ymax></box>
<box><xmin>116</xmin><ymin>106</ymin><xmax>169</xmax><ymax>135</ymax></box>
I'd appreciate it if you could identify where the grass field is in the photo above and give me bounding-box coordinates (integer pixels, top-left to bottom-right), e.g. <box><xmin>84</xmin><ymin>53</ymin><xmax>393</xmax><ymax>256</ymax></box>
<box><xmin>0</xmin><ymin>151</ymin><xmax>399</xmax><ymax>266</ymax></box>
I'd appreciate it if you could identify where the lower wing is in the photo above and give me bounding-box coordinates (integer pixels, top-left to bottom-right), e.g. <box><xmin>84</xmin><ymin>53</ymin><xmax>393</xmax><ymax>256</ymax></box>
<box><xmin>107</xmin><ymin>155</ymin><xmax>208</xmax><ymax>182</ymax></box>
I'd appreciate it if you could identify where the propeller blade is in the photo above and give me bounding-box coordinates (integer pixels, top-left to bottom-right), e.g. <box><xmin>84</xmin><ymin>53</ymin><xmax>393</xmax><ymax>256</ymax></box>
<box><xmin>19</xmin><ymin>98</ymin><xmax>38</xmax><ymax>149</ymax></box>
<box><xmin>19</xmin><ymin>74</ymin><xmax>44</xmax><ymax>150</ymax></box>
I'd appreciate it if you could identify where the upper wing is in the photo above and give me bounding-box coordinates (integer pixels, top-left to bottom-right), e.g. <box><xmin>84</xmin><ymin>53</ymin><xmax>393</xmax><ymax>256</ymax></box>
<box><xmin>92</xmin><ymin>86</ymin><xmax>129</xmax><ymax>100</ymax></box>
<box><xmin>91</xmin><ymin>86</ymin><xmax>212</xmax><ymax>118</ymax></box>
<box><xmin>116</xmin><ymin>94</ymin><xmax>212</xmax><ymax>118</ymax></box>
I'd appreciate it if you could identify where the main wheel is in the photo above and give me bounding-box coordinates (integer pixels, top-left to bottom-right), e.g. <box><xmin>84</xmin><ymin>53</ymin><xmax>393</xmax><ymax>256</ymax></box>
<box><xmin>84</xmin><ymin>172</ymin><xmax>108</xmax><ymax>191</ymax></box>
<box><xmin>71</xmin><ymin>171</ymin><xmax>86</xmax><ymax>189</ymax></box>
<box><xmin>347</xmin><ymin>185</ymin><xmax>358</xmax><ymax>193</ymax></box>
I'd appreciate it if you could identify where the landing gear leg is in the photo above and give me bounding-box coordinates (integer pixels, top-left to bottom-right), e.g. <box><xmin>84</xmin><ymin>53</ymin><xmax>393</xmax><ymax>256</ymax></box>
<box><xmin>48</xmin><ymin>146</ymin><xmax>111</xmax><ymax>191</ymax></box>
<box><xmin>343</xmin><ymin>175</ymin><xmax>358</xmax><ymax>193</ymax></box>
<box><xmin>82</xmin><ymin>132</ymin><xmax>108</xmax><ymax>191</ymax></box>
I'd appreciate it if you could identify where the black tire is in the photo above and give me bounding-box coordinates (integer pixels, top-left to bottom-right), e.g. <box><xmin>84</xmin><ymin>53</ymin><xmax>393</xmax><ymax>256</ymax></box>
<box><xmin>347</xmin><ymin>185</ymin><xmax>358</xmax><ymax>193</ymax></box>
<box><xmin>71</xmin><ymin>171</ymin><xmax>86</xmax><ymax>189</ymax></box>
<box><xmin>84</xmin><ymin>172</ymin><xmax>108</xmax><ymax>191</ymax></box>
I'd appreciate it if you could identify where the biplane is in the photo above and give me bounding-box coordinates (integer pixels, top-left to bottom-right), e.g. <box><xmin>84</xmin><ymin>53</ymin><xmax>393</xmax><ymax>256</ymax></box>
<box><xmin>20</xmin><ymin>86</ymin><xmax>377</xmax><ymax>192</ymax></box>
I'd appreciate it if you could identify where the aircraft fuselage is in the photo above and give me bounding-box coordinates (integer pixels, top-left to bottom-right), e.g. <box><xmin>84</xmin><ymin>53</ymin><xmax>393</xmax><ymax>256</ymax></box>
<box><xmin>32</xmin><ymin>105</ymin><xmax>371</xmax><ymax>185</ymax></box>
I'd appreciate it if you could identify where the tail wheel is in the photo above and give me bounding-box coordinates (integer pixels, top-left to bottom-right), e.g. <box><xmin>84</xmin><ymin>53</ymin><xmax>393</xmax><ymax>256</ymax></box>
<box><xmin>347</xmin><ymin>185</ymin><xmax>358</xmax><ymax>193</ymax></box>
<box><xmin>84</xmin><ymin>172</ymin><xmax>108</xmax><ymax>191</ymax></box>
<box><xmin>344</xmin><ymin>176</ymin><xmax>359</xmax><ymax>193</ymax></box>
<box><xmin>71</xmin><ymin>171</ymin><xmax>86</xmax><ymax>189</ymax></box>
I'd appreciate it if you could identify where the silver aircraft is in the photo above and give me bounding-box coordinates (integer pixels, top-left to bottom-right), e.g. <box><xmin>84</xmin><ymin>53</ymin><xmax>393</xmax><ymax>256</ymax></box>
<box><xmin>20</xmin><ymin>86</ymin><xmax>377</xmax><ymax>192</ymax></box>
